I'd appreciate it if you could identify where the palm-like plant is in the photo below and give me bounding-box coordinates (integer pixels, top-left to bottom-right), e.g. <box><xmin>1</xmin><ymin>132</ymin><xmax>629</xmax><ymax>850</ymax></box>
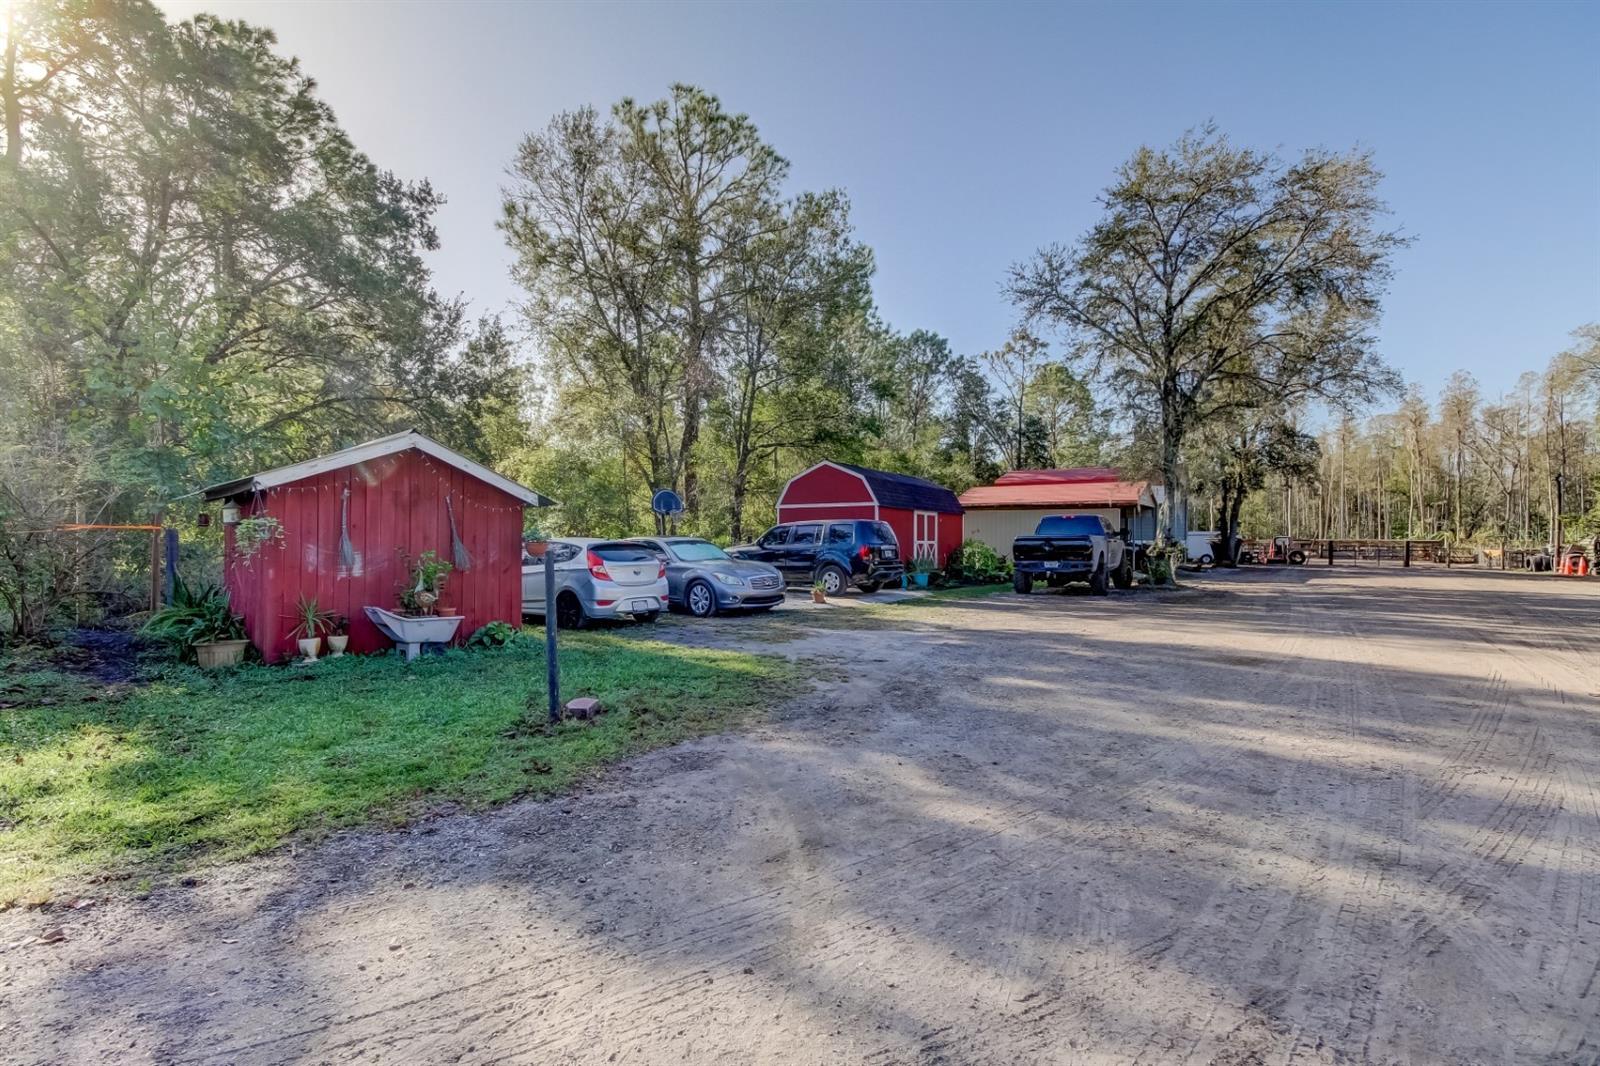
<box><xmin>143</xmin><ymin>578</ymin><xmax>246</xmax><ymax>661</ymax></box>
<box><xmin>288</xmin><ymin>595</ymin><xmax>334</xmax><ymax>641</ymax></box>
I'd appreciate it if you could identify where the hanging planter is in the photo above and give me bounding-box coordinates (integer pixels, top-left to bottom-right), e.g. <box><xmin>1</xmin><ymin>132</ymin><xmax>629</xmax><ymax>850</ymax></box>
<box><xmin>234</xmin><ymin>515</ymin><xmax>284</xmax><ymax>560</ymax></box>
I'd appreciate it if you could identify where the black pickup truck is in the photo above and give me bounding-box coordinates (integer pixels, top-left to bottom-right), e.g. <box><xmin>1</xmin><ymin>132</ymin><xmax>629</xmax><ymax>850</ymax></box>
<box><xmin>1011</xmin><ymin>514</ymin><xmax>1134</xmax><ymax>596</ymax></box>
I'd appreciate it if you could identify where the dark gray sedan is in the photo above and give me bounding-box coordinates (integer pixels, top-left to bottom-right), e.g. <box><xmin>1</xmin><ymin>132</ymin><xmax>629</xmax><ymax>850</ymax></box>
<box><xmin>626</xmin><ymin>537</ymin><xmax>785</xmax><ymax>617</ymax></box>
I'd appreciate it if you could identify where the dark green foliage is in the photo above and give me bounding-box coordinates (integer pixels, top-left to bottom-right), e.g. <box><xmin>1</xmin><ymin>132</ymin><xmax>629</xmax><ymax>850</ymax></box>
<box><xmin>141</xmin><ymin>578</ymin><xmax>245</xmax><ymax>658</ymax></box>
<box><xmin>945</xmin><ymin>539</ymin><xmax>1012</xmax><ymax>584</ymax></box>
<box><xmin>1</xmin><ymin>1</ymin><xmax>525</xmax><ymax>626</ymax></box>
<box><xmin>466</xmin><ymin>621</ymin><xmax>519</xmax><ymax>648</ymax></box>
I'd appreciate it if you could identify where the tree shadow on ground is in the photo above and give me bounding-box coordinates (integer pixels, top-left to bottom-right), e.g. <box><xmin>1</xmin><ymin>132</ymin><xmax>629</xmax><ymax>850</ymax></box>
<box><xmin>19</xmin><ymin>566</ymin><xmax>1600</xmax><ymax>1065</ymax></box>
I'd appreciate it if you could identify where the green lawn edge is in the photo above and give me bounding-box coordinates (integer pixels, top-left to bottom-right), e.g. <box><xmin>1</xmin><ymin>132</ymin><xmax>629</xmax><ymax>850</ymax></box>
<box><xmin>0</xmin><ymin>632</ymin><xmax>798</xmax><ymax>903</ymax></box>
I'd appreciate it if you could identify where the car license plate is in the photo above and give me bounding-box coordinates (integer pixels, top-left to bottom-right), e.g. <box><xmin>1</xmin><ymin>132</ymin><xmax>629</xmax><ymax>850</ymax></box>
<box><xmin>1045</xmin><ymin>561</ymin><xmax>1063</xmax><ymax>569</ymax></box>
<box><xmin>630</xmin><ymin>599</ymin><xmax>652</xmax><ymax>612</ymax></box>
<box><xmin>882</xmin><ymin>548</ymin><xmax>897</xmax><ymax>559</ymax></box>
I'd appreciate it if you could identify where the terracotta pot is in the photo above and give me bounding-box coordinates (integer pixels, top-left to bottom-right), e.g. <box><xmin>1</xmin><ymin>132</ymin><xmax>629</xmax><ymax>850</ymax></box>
<box><xmin>811</xmin><ymin>589</ymin><xmax>826</xmax><ymax>604</ymax></box>
<box><xmin>297</xmin><ymin>636</ymin><xmax>322</xmax><ymax>661</ymax></box>
<box><xmin>195</xmin><ymin>639</ymin><xmax>248</xmax><ymax>669</ymax></box>
<box><xmin>326</xmin><ymin>634</ymin><xmax>349</xmax><ymax>657</ymax></box>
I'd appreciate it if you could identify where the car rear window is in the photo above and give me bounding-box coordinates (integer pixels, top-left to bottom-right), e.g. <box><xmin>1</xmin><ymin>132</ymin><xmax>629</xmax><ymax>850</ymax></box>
<box><xmin>1035</xmin><ymin>516</ymin><xmax>1103</xmax><ymax>536</ymax></box>
<box><xmin>590</xmin><ymin>542</ymin><xmax>657</xmax><ymax>562</ymax></box>
<box><xmin>865</xmin><ymin>522</ymin><xmax>897</xmax><ymax>545</ymax></box>
<box><xmin>790</xmin><ymin>524</ymin><xmax>822</xmax><ymax>546</ymax></box>
<box><xmin>826</xmin><ymin>523</ymin><xmax>854</xmax><ymax>543</ymax></box>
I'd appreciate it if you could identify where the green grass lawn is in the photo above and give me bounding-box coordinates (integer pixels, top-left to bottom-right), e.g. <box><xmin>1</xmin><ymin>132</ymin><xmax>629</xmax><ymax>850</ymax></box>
<box><xmin>0</xmin><ymin>632</ymin><xmax>795</xmax><ymax>903</ymax></box>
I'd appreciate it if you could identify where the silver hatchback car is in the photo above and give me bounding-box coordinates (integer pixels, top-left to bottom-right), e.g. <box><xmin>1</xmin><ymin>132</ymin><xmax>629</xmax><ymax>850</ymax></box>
<box><xmin>521</xmin><ymin>538</ymin><xmax>669</xmax><ymax>628</ymax></box>
<box><xmin>626</xmin><ymin>537</ymin><xmax>785</xmax><ymax>617</ymax></box>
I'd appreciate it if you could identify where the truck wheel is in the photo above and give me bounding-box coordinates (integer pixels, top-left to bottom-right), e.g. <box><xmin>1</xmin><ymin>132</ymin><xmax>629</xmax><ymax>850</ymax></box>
<box><xmin>1112</xmin><ymin>555</ymin><xmax>1134</xmax><ymax>590</ymax></box>
<box><xmin>817</xmin><ymin>565</ymin><xmax>848</xmax><ymax>596</ymax></box>
<box><xmin>1288</xmin><ymin>550</ymin><xmax>1307</xmax><ymax>565</ymax></box>
<box><xmin>1197</xmin><ymin>553</ymin><xmax>1214</xmax><ymax>567</ymax></box>
<box><xmin>1013</xmin><ymin>571</ymin><xmax>1033</xmax><ymax>595</ymax></box>
<box><xmin>1089</xmin><ymin>560</ymin><xmax>1110</xmax><ymax>596</ymax></box>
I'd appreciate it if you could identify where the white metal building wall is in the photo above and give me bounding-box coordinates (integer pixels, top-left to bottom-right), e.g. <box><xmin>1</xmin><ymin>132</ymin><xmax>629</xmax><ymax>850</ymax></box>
<box><xmin>963</xmin><ymin>507</ymin><xmax>1126</xmax><ymax>558</ymax></box>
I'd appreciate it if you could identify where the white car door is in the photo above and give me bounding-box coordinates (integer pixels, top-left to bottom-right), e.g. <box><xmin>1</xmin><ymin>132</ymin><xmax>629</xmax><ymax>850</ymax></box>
<box><xmin>522</xmin><ymin>542</ymin><xmax>579</xmax><ymax>614</ymax></box>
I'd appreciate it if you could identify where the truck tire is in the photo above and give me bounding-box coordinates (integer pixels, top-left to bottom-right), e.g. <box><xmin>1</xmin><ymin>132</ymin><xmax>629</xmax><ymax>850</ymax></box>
<box><xmin>816</xmin><ymin>564</ymin><xmax>849</xmax><ymax>596</ymax></box>
<box><xmin>1112</xmin><ymin>554</ymin><xmax>1134</xmax><ymax>590</ymax></box>
<box><xmin>1089</xmin><ymin>559</ymin><xmax>1110</xmax><ymax>596</ymax></box>
<box><xmin>1013</xmin><ymin>571</ymin><xmax>1033</xmax><ymax>595</ymax></box>
<box><xmin>1288</xmin><ymin>550</ymin><xmax>1307</xmax><ymax>565</ymax></box>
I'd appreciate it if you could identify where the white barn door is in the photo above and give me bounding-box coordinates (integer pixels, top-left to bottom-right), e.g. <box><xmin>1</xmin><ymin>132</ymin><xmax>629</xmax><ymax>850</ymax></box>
<box><xmin>913</xmin><ymin>510</ymin><xmax>938</xmax><ymax>563</ymax></box>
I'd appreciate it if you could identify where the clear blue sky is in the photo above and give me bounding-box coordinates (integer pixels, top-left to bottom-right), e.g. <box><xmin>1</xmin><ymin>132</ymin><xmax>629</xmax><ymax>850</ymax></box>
<box><xmin>159</xmin><ymin>0</ymin><xmax>1598</xmax><ymax>401</ymax></box>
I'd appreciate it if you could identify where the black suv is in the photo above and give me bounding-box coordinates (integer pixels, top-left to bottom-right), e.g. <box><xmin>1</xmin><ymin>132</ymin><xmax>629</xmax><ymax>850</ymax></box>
<box><xmin>730</xmin><ymin>520</ymin><xmax>904</xmax><ymax>595</ymax></box>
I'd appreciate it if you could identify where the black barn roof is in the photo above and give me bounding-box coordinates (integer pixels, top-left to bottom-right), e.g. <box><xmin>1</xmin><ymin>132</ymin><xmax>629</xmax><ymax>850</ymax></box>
<box><xmin>835</xmin><ymin>463</ymin><xmax>964</xmax><ymax>515</ymax></box>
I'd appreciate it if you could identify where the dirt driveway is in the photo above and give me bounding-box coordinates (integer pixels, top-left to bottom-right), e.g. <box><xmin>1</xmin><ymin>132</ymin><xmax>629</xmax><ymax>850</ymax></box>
<box><xmin>4</xmin><ymin>566</ymin><xmax>1598</xmax><ymax>1064</ymax></box>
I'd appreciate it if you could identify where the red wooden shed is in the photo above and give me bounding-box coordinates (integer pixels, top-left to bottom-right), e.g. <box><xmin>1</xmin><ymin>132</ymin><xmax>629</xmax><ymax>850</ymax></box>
<box><xmin>202</xmin><ymin>431</ymin><xmax>553</xmax><ymax>663</ymax></box>
<box><xmin>775</xmin><ymin>461</ymin><xmax>964</xmax><ymax>565</ymax></box>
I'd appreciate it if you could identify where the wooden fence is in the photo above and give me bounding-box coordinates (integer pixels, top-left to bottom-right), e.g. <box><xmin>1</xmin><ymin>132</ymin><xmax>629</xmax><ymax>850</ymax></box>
<box><xmin>1240</xmin><ymin>538</ymin><xmax>1449</xmax><ymax>566</ymax></box>
<box><xmin>1241</xmin><ymin>539</ymin><xmax>1594</xmax><ymax>571</ymax></box>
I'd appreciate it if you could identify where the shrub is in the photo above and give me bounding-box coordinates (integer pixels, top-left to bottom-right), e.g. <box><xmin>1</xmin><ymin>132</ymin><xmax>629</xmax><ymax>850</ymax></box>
<box><xmin>142</xmin><ymin>578</ymin><xmax>245</xmax><ymax>660</ymax></box>
<box><xmin>467</xmin><ymin>620</ymin><xmax>520</xmax><ymax>648</ymax></box>
<box><xmin>946</xmin><ymin>539</ymin><xmax>1012</xmax><ymax>584</ymax></box>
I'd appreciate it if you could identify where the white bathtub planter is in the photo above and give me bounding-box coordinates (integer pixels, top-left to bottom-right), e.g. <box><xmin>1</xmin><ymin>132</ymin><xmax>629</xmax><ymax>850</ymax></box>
<box><xmin>363</xmin><ymin>606</ymin><xmax>464</xmax><ymax>661</ymax></box>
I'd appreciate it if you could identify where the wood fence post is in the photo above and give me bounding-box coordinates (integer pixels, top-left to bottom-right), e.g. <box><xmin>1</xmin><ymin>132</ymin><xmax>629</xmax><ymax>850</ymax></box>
<box><xmin>1501</xmin><ymin>541</ymin><xmax>1507</xmax><ymax>571</ymax></box>
<box><xmin>1327</xmin><ymin>539</ymin><xmax>1334</xmax><ymax>566</ymax></box>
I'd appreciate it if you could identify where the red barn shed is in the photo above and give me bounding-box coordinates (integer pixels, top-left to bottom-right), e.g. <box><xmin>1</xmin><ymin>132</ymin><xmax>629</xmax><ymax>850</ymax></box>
<box><xmin>202</xmin><ymin>431</ymin><xmax>553</xmax><ymax>663</ymax></box>
<box><xmin>776</xmin><ymin>461</ymin><xmax>964</xmax><ymax>565</ymax></box>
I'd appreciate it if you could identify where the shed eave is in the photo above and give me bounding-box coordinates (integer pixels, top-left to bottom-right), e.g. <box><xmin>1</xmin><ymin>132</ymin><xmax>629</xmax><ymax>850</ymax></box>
<box><xmin>198</xmin><ymin>430</ymin><xmax>557</xmax><ymax>507</ymax></box>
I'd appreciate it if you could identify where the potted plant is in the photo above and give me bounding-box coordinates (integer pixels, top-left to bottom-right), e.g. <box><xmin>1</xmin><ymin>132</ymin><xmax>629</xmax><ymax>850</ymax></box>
<box><xmin>289</xmin><ymin>594</ymin><xmax>334</xmax><ymax>661</ymax></box>
<box><xmin>233</xmin><ymin>515</ymin><xmax>284</xmax><ymax>561</ymax></box>
<box><xmin>811</xmin><ymin>578</ymin><xmax>827</xmax><ymax>604</ymax></box>
<box><xmin>400</xmin><ymin>550</ymin><xmax>454</xmax><ymax>616</ymax></box>
<box><xmin>143</xmin><ymin>579</ymin><xmax>250</xmax><ymax>667</ymax></box>
<box><xmin>910</xmin><ymin>557</ymin><xmax>936</xmax><ymax>588</ymax></box>
<box><xmin>326</xmin><ymin>615</ymin><xmax>350</xmax><ymax>657</ymax></box>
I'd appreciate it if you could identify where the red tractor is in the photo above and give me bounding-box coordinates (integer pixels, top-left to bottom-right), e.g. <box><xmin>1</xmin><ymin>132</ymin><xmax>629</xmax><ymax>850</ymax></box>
<box><xmin>1239</xmin><ymin>536</ymin><xmax>1308</xmax><ymax>565</ymax></box>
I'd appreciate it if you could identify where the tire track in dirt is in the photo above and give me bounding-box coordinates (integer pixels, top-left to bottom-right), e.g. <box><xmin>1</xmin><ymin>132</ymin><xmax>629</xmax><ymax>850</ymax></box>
<box><xmin>15</xmin><ymin>569</ymin><xmax>1598</xmax><ymax>1066</ymax></box>
<box><xmin>189</xmin><ymin>606</ymin><xmax>1260</xmax><ymax>1064</ymax></box>
<box><xmin>423</xmin><ymin>600</ymin><xmax>1315</xmax><ymax>1064</ymax></box>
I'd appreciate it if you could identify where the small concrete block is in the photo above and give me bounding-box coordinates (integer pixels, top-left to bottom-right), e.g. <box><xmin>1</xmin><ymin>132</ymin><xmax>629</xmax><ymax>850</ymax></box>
<box><xmin>565</xmin><ymin>697</ymin><xmax>603</xmax><ymax>720</ymax></box>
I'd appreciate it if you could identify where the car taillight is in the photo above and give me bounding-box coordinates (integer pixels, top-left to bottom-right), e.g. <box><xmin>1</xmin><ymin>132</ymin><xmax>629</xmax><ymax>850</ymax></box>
<box><xmin>858</xmin><ymin>545</ymin><xmax>871</xmax><ymax>560</ymax></box>
<box><xmin>586</xmin><ymin>550</ymin><xmax>611</xmax><ymax>581</ymax></box>
<box><xmin>657</xmin><ymin>561</ymin><xmax>667</xmax><ymax>579</ymax></box>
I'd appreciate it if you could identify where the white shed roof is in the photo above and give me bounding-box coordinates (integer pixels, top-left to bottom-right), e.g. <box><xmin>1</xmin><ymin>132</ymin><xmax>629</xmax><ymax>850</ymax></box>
<box><xmin>200</xmin><ymin>430</ymin><xmax>556</xmax><ymax>507</ymax></box>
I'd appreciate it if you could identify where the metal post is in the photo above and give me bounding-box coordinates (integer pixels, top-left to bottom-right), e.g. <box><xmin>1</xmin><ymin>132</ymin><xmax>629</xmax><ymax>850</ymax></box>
<box><xmin>163</xmin><ymin>528</ymin><xmax>179</xmax><ymax>605</ymax></box>
<box><xmin>1501</xmin><ymin>541</ymin><xmax>1507</xmax><ymax>572</ymax></box>
<box><xmin>1404</xmin><ymin>540</ymin><xmax>1412</xmax><ymax>568</ymax></box>
<box><xmin>1327</xmin><ymin>539</ymin><xmax>1334</xmax><ymax>566</ymax></box>
<box><xmin>544</xmin><ymin>547</ymin><xmax>560</xmax><ymax>723</ymax></box>
<box><xmin>147</xmin><ymin>520</ymin><xmax>161</xmax><ymax>612</ymax></box>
